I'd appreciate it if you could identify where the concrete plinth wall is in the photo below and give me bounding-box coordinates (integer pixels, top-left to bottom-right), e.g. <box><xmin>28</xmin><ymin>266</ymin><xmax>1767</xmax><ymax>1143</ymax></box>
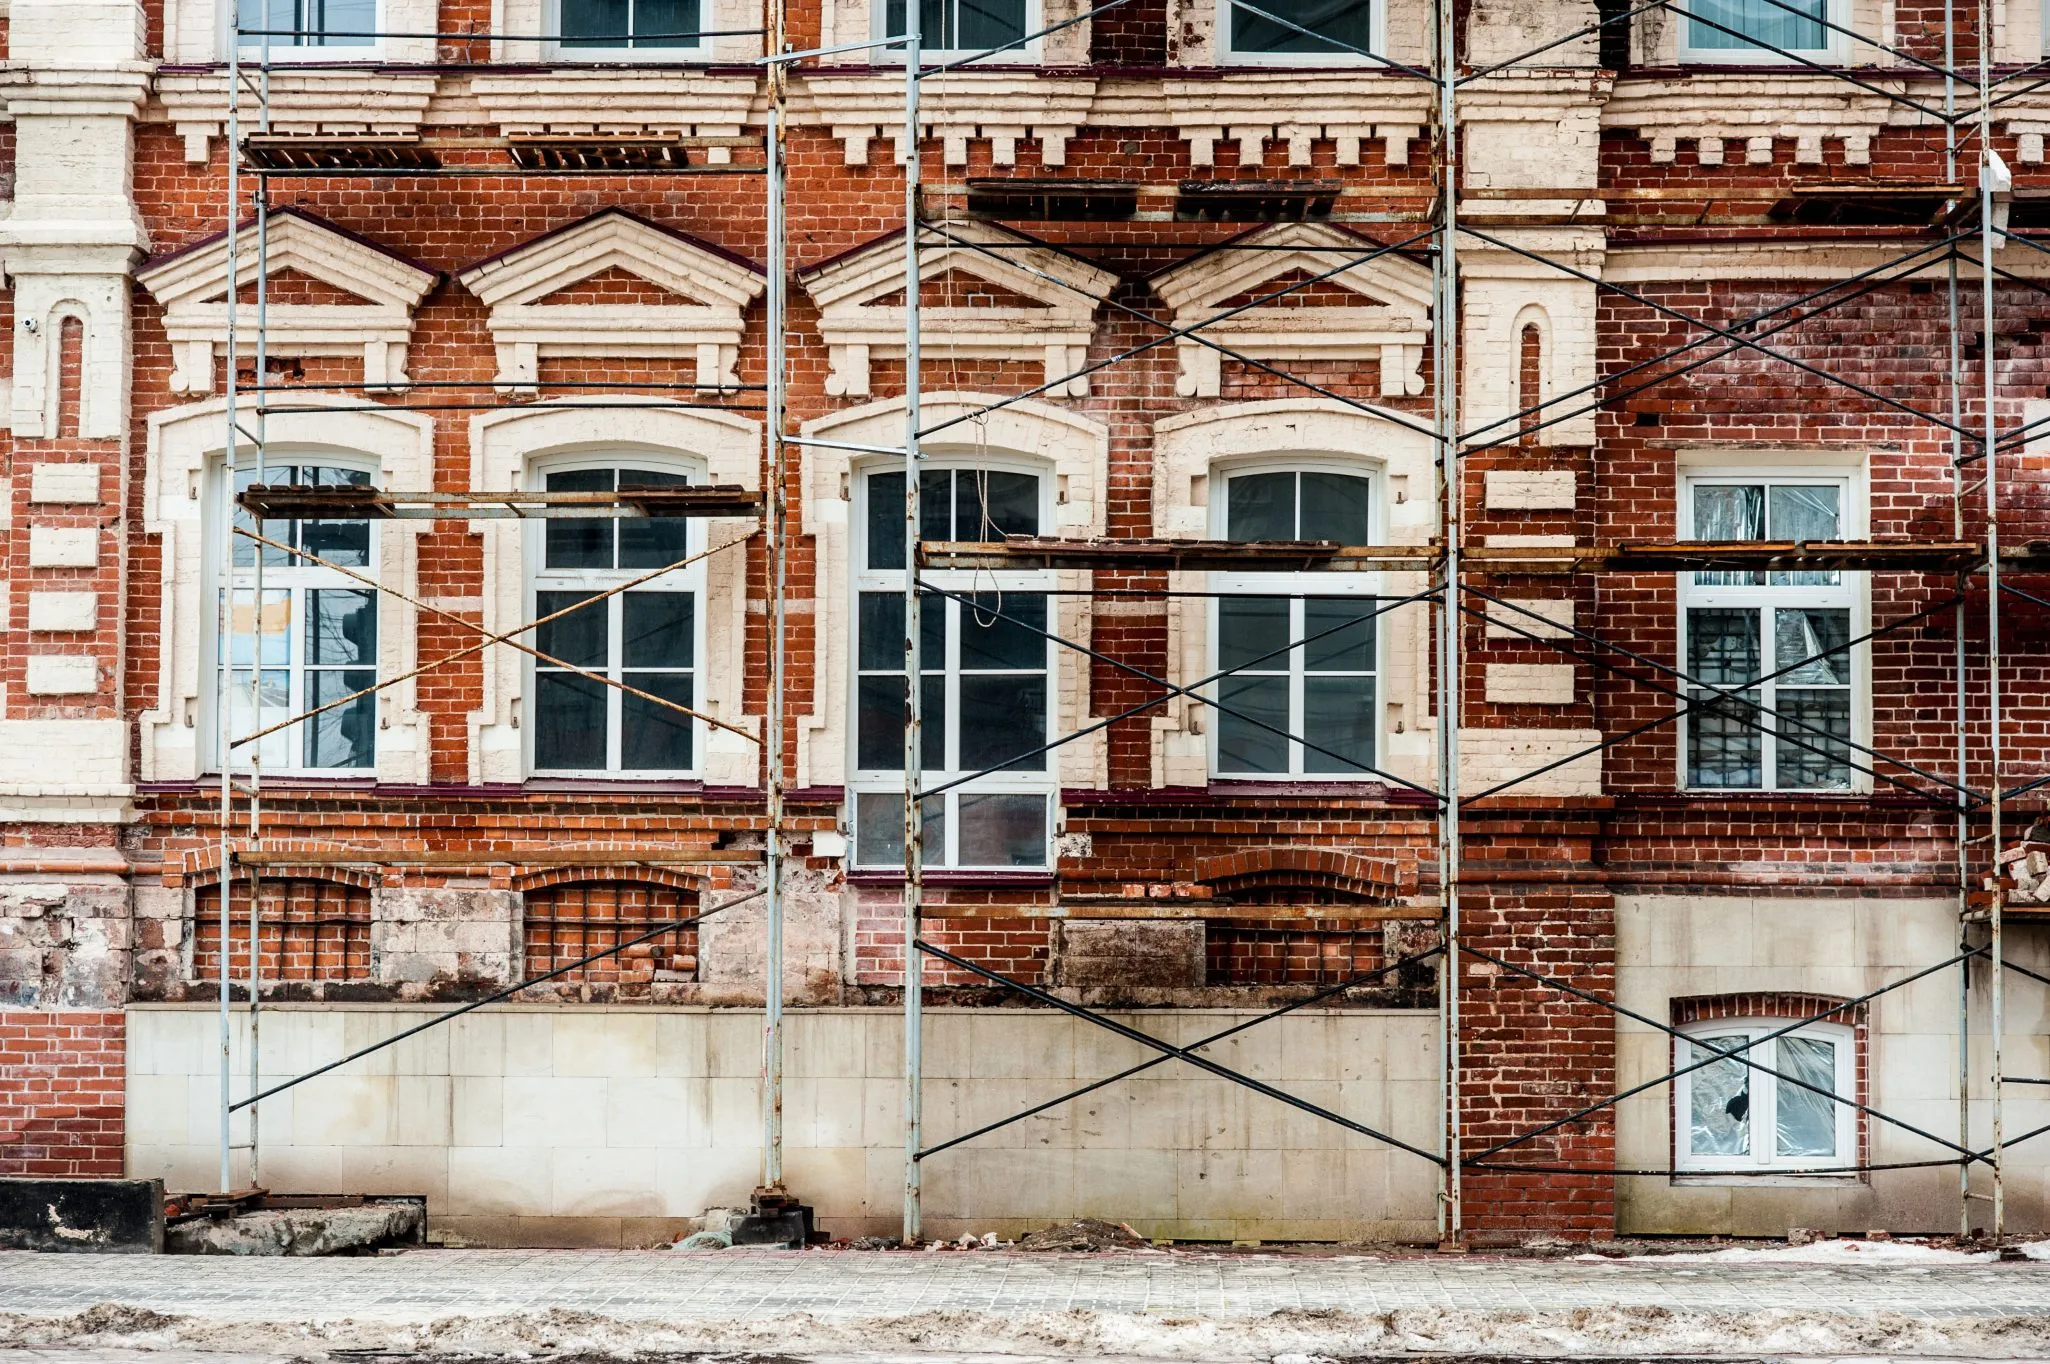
<box><xmin>125</xmin><ymin>1005</ymin><xmax>1441</xmax><ymax>1246</ymax></box>
<box><xmin>1616</xmin><ymin>896</ymin><xmax>2050</xmax><ymax>1237</ymax></box>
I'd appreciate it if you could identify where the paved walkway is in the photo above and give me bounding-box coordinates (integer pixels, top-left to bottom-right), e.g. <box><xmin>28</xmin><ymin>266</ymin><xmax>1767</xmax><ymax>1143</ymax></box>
<box><xmin>2</xmin><ymin>1250</ymin><xmax>2047</xmax><ymax>1358</ymax></box>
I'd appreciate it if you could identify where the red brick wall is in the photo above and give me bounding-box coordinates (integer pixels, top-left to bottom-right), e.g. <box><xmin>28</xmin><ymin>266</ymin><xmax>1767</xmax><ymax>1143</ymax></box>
<box><xmin>0</xmin><ymin>1010</ymin><xmax>125</xmax><ymax>1178</ymax></box>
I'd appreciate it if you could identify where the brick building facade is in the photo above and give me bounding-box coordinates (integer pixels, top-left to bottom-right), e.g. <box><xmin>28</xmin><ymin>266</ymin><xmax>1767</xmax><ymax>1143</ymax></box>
<box><xmin>1</xmin><ymin>0</ymin><xmax>2048</xmax><ymax>1244</ymax></box>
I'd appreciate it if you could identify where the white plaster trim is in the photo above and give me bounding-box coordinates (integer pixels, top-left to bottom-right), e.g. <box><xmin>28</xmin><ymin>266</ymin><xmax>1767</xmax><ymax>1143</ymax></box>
<box><xmin>467</xmin><ymin>70</ymin><xmax>761</xmax><ymax>160</ymax></box>
<box><xmin>796</xmin><ymin>393</ymin><xmax>1109</xmax><ymax>792</ymax></box>
<box><xmin>1602</xmin><ymin>73</ymin><xmax>1907</xmax><ymax>168</ymax></box>
<box><xmin>1153</xmin><ymin>74</ymin><xmax>1431</xmax><ymax>168</ymax></box>
<box><xmin>799</xmin><ymin>221</ymin><xmax>1118</xmax><ymax>399</ymax></box>
<box><xmin>136</xmin><ymin>211</ymin><xmax>439</xmax><ymax>396</ymax></box>
<box><xmin>792</xmin><ymin>73</ymin><xmax>1097</xmax><ymax>167</ymax></box>
<box><xmin>1149</xmin><ymin>222</ymin><xmax>1432</xmax><ymax>399</ymax></box>
<box><xmin>466</xmin><ymin>399</ymin><xmax>764</xmax><ymax>788</ymax></box>
<box><xmin>457</xmin><ymin>211</ymin><xmax>765</xmax><ymax>393</ymax></box>
<box><xmin>1150</xmin><ymin>399</ymin><xmax>1437</xmax><ymax>789</ymax></box>
<box><xmin>140</xmin><ymin>397</ymin><xmax>437</xmax><ymax>785</ymax></box>
<box><xmin>152</xmin><ymin>71</ymin><xmax>440</xmax><ymax>162</ymax></box>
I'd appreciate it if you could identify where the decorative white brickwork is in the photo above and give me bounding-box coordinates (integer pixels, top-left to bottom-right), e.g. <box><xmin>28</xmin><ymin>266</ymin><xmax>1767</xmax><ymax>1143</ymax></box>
<box><xmin>1484</xmin><ymin>470</ymin><xmax>1577</xmax><ymax>510</ymax></box>
<box><xmin>1485</xmin><ymin>663</ymin><xmax>1576</xmax><ymax>706</ymax></box>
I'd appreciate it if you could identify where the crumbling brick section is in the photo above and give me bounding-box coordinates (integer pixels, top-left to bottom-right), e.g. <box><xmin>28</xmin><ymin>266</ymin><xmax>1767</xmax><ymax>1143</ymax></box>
<box><xmin>1457</xmin><ymin>887</ymin><xmax>1617</xmax><ymax>1240</ymax></box>
<box><xmin>0</xmin><ymin>1009</ymin><xmax>124</xmax><ymax>1178</ymax></box>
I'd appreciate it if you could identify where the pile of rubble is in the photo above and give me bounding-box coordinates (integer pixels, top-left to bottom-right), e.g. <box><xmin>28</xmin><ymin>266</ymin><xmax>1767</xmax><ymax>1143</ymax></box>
<box><xmin>1999</xmin><ymin>839</ymin><xmax>2050</xmax><ymax>905</ymax></box>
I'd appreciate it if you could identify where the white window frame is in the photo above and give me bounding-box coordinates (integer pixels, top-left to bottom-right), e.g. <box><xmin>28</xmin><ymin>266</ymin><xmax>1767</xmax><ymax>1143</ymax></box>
<box><xmin>1220</xmin><ymin>0</ymin><xmax>1386</xmax><ymax>65</ymax></box>
<box><xmin>547</xmin><ymin>0</ymin><xmax>712</xmax><ymax>60</ymax></box>
<box><xmin>1675</xmin><ymin>0</ymin><xmax>1846</xmax><ymax>65</ymax></box>
<box><xmin>1673</xmin><ymin>1018</ymin><xmax>1857</xmax><ymax>1175</ymax></box>
<box><xmin>849</xmin><ymin>455</ymin><xmax>1058</xmax><ymax>871</ymax></box>
<box><xmin>229</xmin><ymin>0</ymin><xmax>385</xmax><ymax>58</ymax></box>
<box><xmin>1206</xmin><ymin>457</ymin><xmax>1384</xmax><ymax>781</ymax></box>
<box><xmin>205</xmin><ymin>453</ymin><xmax>383</xmax><ymax>779</ymax></box>
<box><xmin>525</xmin><ymin>453</ymin><xmax>709</xmax><ymax>781</ymax></box>
<box><xmin>869</xmin><ymin>0</ymin><xmax>1043</xmax><ymax>62</ymax></box>
<box><xmin>1677</xmin><ymin>467</ymin><xmax>1867</xmax><ymax>794</ymax></box>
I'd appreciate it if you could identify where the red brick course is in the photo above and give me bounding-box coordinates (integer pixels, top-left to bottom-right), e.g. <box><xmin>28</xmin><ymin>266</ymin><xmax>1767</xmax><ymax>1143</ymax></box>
<box><xmin>0</xmin><ymin>1010</ymin><xmax>125</xmax><ymax>1179</ymax></box>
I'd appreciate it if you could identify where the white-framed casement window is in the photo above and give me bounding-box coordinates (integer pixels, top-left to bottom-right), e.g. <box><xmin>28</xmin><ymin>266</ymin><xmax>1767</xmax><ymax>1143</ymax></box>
<box><xmin>851</xmin><ymin>459</ymin><xmax>1056</xmax><ymax>870</ymax></box>
<box><xmin>221</xmin><ymin>461</ymin><xmax>379</xmax><ymax>775</ymax></box>
<box><xmin>878</xmin><ymin>0</ymin><xmax>1036</xmax><ymax>58</ymax></box>
<box><xmin>553</xmin><ymin>0</ymin><xmax>710</xmax><ymax>55</ymax></box>
<box><xmin>235</xmin><ymin>0</ymin><xmax>378</xmax><ymax>49</ymax></box>
<box><xmin>1222</xmin><ymin>0</ymin><xmax>1381</xmax><ymax>62</ymax></box>
<box><xmin>1677</xmin><ymin>0</ymin><xmax>1842</xmax><ymax>63</ymax></box>
<box><xmin>1209</xmin><ymin>461</ymin><xmax>1380</xmax><ymax>779</ymax></box>
<box><xmin>1675</xmin><ymin>1019</ymin><xmax>1856</xmax><ymax>1173</ymax></box>
<box><xmin>1679</xmin><ymin>471</ymin><xmax>1861</xmax><ymax>792</ymax></box>
<box><xmin>528</xmin><ymin>459</ymin><xmax>706</xmax><ymax>778</ymax></box>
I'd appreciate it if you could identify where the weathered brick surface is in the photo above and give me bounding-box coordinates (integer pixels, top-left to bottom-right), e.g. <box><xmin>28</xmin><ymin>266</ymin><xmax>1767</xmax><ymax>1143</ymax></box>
<box><xmin>0</xmin><ymin>1009</ymin><xmax>125</xmax><ymax>1178</ymax></box>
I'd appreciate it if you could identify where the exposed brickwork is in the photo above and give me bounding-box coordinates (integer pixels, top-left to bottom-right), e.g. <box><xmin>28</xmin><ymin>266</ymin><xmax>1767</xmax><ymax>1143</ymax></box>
<box><xmin>192</xmin><ymin>877</ymin><xmax>374</xmax><ymax>983</ymax></box>
<box><xmin>0</xmin><ymin>1009</ymin><xmax>124</xmax><ymax>1178</ymax></box>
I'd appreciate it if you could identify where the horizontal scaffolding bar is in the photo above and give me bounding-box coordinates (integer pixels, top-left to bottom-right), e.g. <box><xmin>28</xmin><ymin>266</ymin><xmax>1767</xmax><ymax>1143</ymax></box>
<box><xmin>236</xmin><ymin>484</ymin><xmax>762</xmax><ymax>520</ymax></box>
<box><xmin>917</xmin><ymin>901</ymin><xmax>1440</xmax><ymax>921</ymax></box>
<box><xmin>230</xmin><ymin>848</ymin><xmax>765</xmax><ymax>868</ymax></box>
<box><xmin>919</xmin><ymin>538</ymin><xmax>1992</xmax><ymax>574</ymax></box>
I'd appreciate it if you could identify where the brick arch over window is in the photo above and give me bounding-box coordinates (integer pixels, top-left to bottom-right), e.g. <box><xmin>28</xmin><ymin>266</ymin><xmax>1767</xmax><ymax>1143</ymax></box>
<box><xmin>192</xmin><ymin>875</ymin><xmax>374</xmax><ymax>985</ymax></box>
<box><xmin>1193</xmin><ymin>846</ymin><xmax>1414</xmax><ymax>901</ymax></box>
<box><xmin>521</xmin><ymin>877</ymin><xmax>701</xmax><ymax>998</ymax></box>
<box><xmin>1668</xmin><ymin>991</ymin><xmax>1869</xmax><ymax>1175</ymax></box>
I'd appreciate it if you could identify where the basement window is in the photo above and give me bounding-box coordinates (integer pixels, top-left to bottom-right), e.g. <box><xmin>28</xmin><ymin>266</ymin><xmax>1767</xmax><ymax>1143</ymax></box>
<box><xmin>1674</xmin><ymin>1019</ymin><xmax>1855</xmax><ymax>1174</ymax></box>
<box><xmin>235</xmin><ymin>0</ymin><xmax>376</xmax><ymax>48</ymax></box>
<box><xmin>1677</xmin><ymin>0</ymin><xmax>1842</xmax><ymax>64</ymax></box>
<box><xmin>1678</xmin><ymin>471</ymin><xmax>1862</xmax><ymax>792</ymax></box>
<box><xmin>1222</xmin><ymin>0</ymin><xmax>1380</xmax><ymax>63</ymax></box>
<box><xmin>851</xmin><ymin>461</ymin><xmax>1056</xmax><ymax>870</ymax></box>
<box><xmin>528</xmin><ymin>461</ymin><xmax>705</xmax><ymax>778</ymax></box>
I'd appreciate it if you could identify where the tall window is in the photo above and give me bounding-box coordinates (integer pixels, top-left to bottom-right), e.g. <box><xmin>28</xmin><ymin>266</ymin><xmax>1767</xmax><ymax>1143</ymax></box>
<box><xmin>1679</xmin><ymin>0</ymin><xmax>1836</xmax><ymax>62</ymax></box>
<box><xmin>1223</xmin><ymin>0</ymin><xmax>1376</xmax><ymax>61</ymax></box>
<box><xmin>530</xmin><ymin>462</ymin><xmax>703</xmax><ymax>778</ymax></box>
<box><xmin>1680</xmin><ymin>473</ymin><xmax>1857</xmax><ymax>791</ymax></box>
<box><xmin>558</xmin><ymin>0</ymin><xmax>704</xmax><ymax>51</ymax></box>
<box><xmin>1210</xmin><ymin>464</ymin><xmax>1378</xmax><ymax>779</ymax></box>
<box><xmin>236</xmin><ymin>0</ymin><xmax>375</xmax><ymax>47</ymax></box>
<box><xmin>226</xmin><ymin>462</ymin><xmax>378</xmax><ymax>774</ymax></box>
<box><xmin>1675</xmin><ymin>1019</ymin><xmax>1855</xmax><ymax>1172</ymax></box>
<box><xmin>852</xmin><ymin>462</ymin><xmax>1054</xmax><ymax>870</ymax></box>
<box><xmin>883</xmin><ymin>0</ymin><xmax>1029</xmax><ymax>54</ymax></box>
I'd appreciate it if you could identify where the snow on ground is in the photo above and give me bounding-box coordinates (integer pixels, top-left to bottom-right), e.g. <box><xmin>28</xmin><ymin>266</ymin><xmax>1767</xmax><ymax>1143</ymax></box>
<box><xmin>1604</xmin><ymin>1239</ymin><xmax>2001</xmax><ymax>1264</ymax></box>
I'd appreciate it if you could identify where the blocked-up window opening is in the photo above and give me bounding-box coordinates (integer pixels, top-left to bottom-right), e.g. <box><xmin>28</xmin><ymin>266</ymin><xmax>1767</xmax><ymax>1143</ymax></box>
<box><xmin>192</xmin><ymin>878</ymin><xmax>373</xmax><ymax>982</ymax></box>
<box><xmin>523</xmin><ymin>881</ymin><xmax>700</xmax><ymax>986</ymax></box>
<box><xmin>1206</xmin><ymin>921</ymin><xmax>1382</xmax><ymax>985</ymax></box>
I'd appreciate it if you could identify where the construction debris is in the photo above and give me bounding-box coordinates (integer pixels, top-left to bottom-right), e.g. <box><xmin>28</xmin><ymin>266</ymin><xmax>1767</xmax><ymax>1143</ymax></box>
<box><xmin>164</xmin><ymin>1200</ymin><xmax>423</xmax><ymax>1256</ymax></box>
<box><xmin>1015</xmin><ymin>1218</ymin><xmax>1147</xmax><ymax>1252</ymax></box>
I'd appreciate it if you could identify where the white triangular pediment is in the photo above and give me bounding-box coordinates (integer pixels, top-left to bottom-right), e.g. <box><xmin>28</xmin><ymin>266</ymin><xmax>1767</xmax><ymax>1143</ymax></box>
<box><xmin>797</xmin><ymin>220</ymin><xmax>1119</xmax><ymax>398</ymax></box>
<box><xmin>455</xmin><ymin>210</ymin><xmax>766</xmax><ymax>391</ymax></box>
<box><xmin>1150</xmin><ymin>223</ymin><xmax>1434</xmax><ymax>398</ymax></box>
<box><xmin>136</xmin><ymin>208</ymin><xmax>440</xmax><ymax>395</ymax></box>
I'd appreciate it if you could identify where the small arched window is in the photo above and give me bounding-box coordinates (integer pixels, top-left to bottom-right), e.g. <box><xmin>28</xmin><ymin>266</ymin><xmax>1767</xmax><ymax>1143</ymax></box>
<box><xmin>523</xmin><ymin>880</ymin><xmax>699</xmax><ymax>995</ymax></box>
<box><xmin>193</xmin><ymin>876</ymin><xmax>373</xmax><ymax>984</ymax></box>
<box><xmin>1517</xmin><ymin>321</ymin><xmax>1543</xmax><ymax>445</ymax></box>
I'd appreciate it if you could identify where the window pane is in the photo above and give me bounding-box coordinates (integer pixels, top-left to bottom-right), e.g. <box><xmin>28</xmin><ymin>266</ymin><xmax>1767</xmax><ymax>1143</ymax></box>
<box><xmin>300</xmin><ymin>517</ymin><xmax>371</xmax><ymax>568</ymax></box>
<box><xmin>1217</xmin><ymin>675</ymin><xmax>1290</xmax><ymax>774</ymax></box>
<box><xmin>1693</xmin><ymin>483</ymin><xmax>1766</xmax><ymax>587</ymax></box>
<box><xmin>956</xmin><ymin>793</ymin><xmax>1047</xmax><ymax>867</ymax></box>
<box><xmin>956</xmin><ymin>469</ymin><xmax>1039</xmax><ymax>541</ymax></box>
<box><xmin>1774</xmin><ymin>608</ymin><xmax>1849</xmax><ymax>686</ymax></box>
<box><xmin>1688</xmin><ymin>608</ymin><xmax>1760</xmax><ymax>686</ymax></box>
<box><xmin>1218</xmin><ymin>596</ymin><xmax>1291</xmax><ymax>670</ymax></box>
<box><xmin>856</xmin><ymin>675</ymin><xmax>946</xmax><ymax>771</ymax></box>
<box><xmin>234</xmin><ymin>464</ymin><xmax>299</xmax><ymax>568</ymax></box>
<box><xmin>535</xmin><ymin>672</ymin><xmax>608</xmax><ymax>770</ymax></box>
<box><xmin>535</xmin><ymin>591</ymin><xmax>608</xmax><ymax>669</ymax></box>
<box><xmin>561</xmin><ymin>0</ymin><xmax>629</xmax><ymax>45</ymax></box>
<box><xmin>622</xmin><ymin>671</ymin><xmax>694</xmax><ymax>771</ymax></box>
<box><xmin>623</xmin><ymin>591</ymin><xmax>694</xmax><ymax>668</ymax></box>
<box><xmin>1776</xmin><ymin>688</ymin><xmax>1851</xmax><ymax>789</ymax></box>
<box><xmin>618</xmin><ymin>468</ymin><xmax>691</xmax><ymax>569</ymax></box>
<box><xmin>1775</xmin><ymin>1035</ymin><xmax>1840</xmax><ymax>1157</ymax></box>
<box><xmin>1303</xmin><ymin>597</ymin><xmax>1375</xmax><ymax>672</ymax></box>
<box><xmin>1232</xmin><ymin>0</ymin><xmax>1374</xmax><ymax>53</ymax></box>
<box><xmin>228</xmin><ymin>668</ymin><xmax>292</xmax><ymax>770</ymax></box>
<box><xmin>1768</xmin><ymin>484</ymin><xmax>1843</xmax><ymax>585</ymax></box>
<box><xmin>920</xmin><ymin>469</ymin><xmax>952</xmax><ymax>543</ymax></box>
<box><xmin>1226</xmin><ymin>472</ymin><xmax>1295</xmax><ymax>542</ymax></box>
<box><xmin>307</xmin><ymin>589</ymin><xmax>376</xmax><ymax>666</ymax></box>
<box><xmin>231</xmin><ymin>589</ymin><xmax>290</xmax><ymax>668</ymax></box>
<box><xmin>545</xmin><ymin>469</ymin><xmax>615</xmax><ymax>569</ymax></box>
<box><xmin>959</xmin><ymin>675</ymin><xmax>1047</xmax><ymax>772</ymax></box>
<box><xmin>955</xmin><ymin>0</ymin><xmax>1028</xmax><ymax>47</ymax></box>
<box><xmin>853</xmin><ymin>791</ymin><xmax>944</xmax><ymax>867</ymax></box>
<box><xmin>631</xmin><ymin>0</ymin><xmax>702</xmax><ymax>46</ymax></box>
<box><xmin>857</xmin><ymin>593</ymin><xmax>944</xmax><ymax>671</ymax></box>
<box><xmin>1688</xmin><ymin>1035</ymin><xmax>1752</xmax><ymax>1156</ymax></box>
<box><xmin>1302</xmin><ymin>676</ymin><xmax>1374</xmax><ymax>773</ymax></box>
<box><xmin>1299</xmin><ymin>473</ymin><xmax>1372</xmax><ymax>546</ymax></box>
<box><xmin>867</xmin><ymin>470</ymin><xmax>906</xmax><ymax>571</ymax></box>
<box><xmin>1688</xmin><ymin>0</ymin><xmax>1825</xmax><ymax>51</ymax></box>
<box><xmin>1689</xmin><ymin>688</ymin><xmax>1762</xmax><ymax>788</ymax></box>
<box><xmin>307</xmin><ymin>668</ymin><xmax>376</xmax><ymax>769</ymax></box>
<box><xmin>959</xmin><ymin>594</ymin><xmax>1045</xmax><ymax>670</ymax></box>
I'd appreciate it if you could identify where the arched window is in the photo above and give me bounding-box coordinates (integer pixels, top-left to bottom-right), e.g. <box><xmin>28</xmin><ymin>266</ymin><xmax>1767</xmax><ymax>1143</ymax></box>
<box><xmin>528</xmin><ymin>458</ymin><xmax>705</xmax><ymax>777</ymax></box>
<box><xmin>1517</xmin><ymin>321</ymin><xmax>1543</xmax><ymax>445</ymax></box>
<box><xmin>222</xmin><ymin>458</ymin><xmax>380</xmax><ymax>774</ymax></box>
<box><xmin>851</xmin><ymin>457</ymin><xmax>1055</xmax><ymax>869</ymax></box>
<box><xmin>1209</xmin><ymin>460</ymin><xmax>1380</xmax><ymax>778</ymax></box>
<box><xmin>523</xmin><ymin>880</ymin><xmax>699</xmax><ymax>991</ymax></box>
<box><xmin>193</xmin><ymin>876</ymin><xmax>374</xmax><ymax>983</ymax></box>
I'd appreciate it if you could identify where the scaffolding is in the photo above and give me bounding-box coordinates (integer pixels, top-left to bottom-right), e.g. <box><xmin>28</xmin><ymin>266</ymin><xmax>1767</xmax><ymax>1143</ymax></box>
<box><xmin>200</xmin><ymin>0</ymin><xmax>2050</xmax><ymax>1244</ymax></box>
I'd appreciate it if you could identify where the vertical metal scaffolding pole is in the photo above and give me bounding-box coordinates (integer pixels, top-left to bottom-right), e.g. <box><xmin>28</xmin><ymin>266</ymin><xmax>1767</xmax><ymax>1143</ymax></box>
<box><xmin>762</xmin><ymin>89</ymin><xmax>790</xmax><ymax>1193</ymax></box>
<box><xmin>215</xmin><ymin>21</ymin><xmax>243</xmax><ymax>1198</ymax></box>
<box><xmin>1945</xmin><ymin>0</ymin><xmax>1972</xmax><ymax>1238</ymax></box>
<box><xmin>901</xmin><ymin>19</ymin><xmax>927</xmax><ymax>1246</ymax></box>
<box><xmin>1433</xmin><ymin>0</ymin><xmax>1463</xmax><ymax>1244</ymax></box>
<box><xmin>1977</xmin><ymin>0</ymin><xmax>2006</xmax><ymax>1235</ymax></box>
<box><xmin>247</xmin><ymin>168</ymin><xmax>272</xmax><ymax>1192</ymax></box>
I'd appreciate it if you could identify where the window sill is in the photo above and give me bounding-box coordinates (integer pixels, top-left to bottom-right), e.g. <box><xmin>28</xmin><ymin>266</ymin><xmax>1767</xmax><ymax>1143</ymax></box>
<box><xmin>1670</xmin><ymin>1172</ymin><xmax>1864</xmax><ymax>1187</ymax></box>
<box><xmin>846</xmin><ymin>868</ymin><xmax>1055</xmax><ymax>888</ymax></box>
<box><xmin>522</xmin><ymin>778</ymin><xmax>709</xmax><ymax>795</ymax></box>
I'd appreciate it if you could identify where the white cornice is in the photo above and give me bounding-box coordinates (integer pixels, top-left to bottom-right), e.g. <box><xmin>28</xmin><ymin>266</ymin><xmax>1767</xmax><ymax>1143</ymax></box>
<box><xmin>152</xmin><ymin>69</ymin><xmax>438</xmax><ymax>162</ymax></box>
<box><xmin>1600</xmin><ymin>72</ymin><xmax>1927</xmax><ymax>166</ymax></box>
<box><xmin>469</xmin><ymin>70</ymin><xmax>758</xmax><ymax>163</ymax></box>
<box><xmin>792</xmin><ymin>72</ymin><xmax>1098</xmax><ymax>166</ymax></box>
